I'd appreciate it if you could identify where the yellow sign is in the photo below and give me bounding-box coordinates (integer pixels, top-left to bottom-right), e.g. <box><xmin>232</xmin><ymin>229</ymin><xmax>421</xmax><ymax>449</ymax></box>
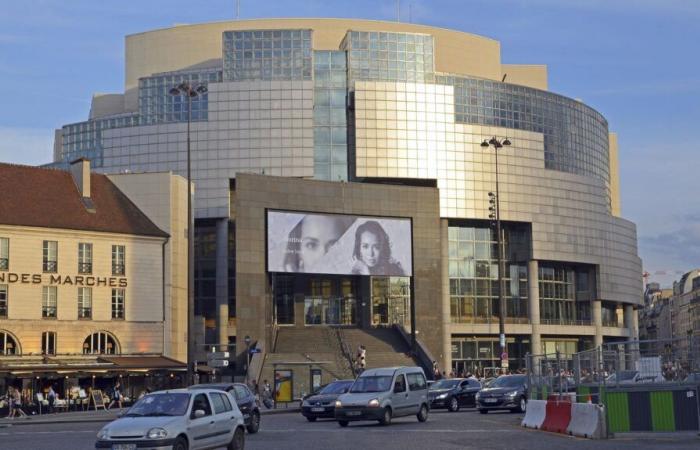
<box><xmin>274</xmin><ymin>370</ymin><xmax>293</xmax><ymax>403</ymax></box>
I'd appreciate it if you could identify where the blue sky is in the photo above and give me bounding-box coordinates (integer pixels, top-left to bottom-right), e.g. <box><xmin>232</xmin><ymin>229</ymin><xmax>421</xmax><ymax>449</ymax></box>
<box><xmin>0</xmin><ymin>0</ymin><xmax>698</xmax><ymax>288</ymax></box>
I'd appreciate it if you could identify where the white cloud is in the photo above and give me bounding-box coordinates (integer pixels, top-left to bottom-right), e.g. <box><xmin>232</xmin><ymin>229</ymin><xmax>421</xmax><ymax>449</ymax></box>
<box><xmin>0</xmin><ymin>127</ymin><xmax>55</xmax><ymax>166</ymax></box>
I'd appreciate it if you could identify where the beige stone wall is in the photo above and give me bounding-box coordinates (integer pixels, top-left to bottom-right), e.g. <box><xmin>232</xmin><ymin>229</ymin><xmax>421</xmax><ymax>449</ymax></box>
<box><xmin>500</xmin><ymin>64</ymin><xmax>548</xmax><ymax>90</ymax></box>
<box><xmin>108</xmin><ymin>172</ymin><xmax>189</xmax><ymax>363</ymax></box>
<box><xmin>0</xmin><ymin>225</ymin><xmax>165</xmax><ymax>355</ymax></box>
<box><xmin>234</xmin><ymin>173</ymin><xmax>447</xmax><ymax>367</ymax></box>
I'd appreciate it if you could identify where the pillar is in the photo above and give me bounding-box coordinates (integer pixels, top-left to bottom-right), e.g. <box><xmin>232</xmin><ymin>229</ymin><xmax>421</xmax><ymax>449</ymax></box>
<box><xmin>592</xmin><ymin>300</ymin><xmax>603</xmax><ymax>348</ymax></box>
<box><xmin>216</xmin><ymin>218</ymin><xmax>229</xmax><ymax>347</ymax></box>
<box><xmin>527</xmin><ymin>260</ymin><xmax>541</xmax><ymax>358</ymax></box>
<box><xmin>440</xmin><ymin>220</ymin><xmax>452</xmax><ymax>373</ymax></box>
<box><xmin>624</xmin><ymin>305</ymin><xmax>638</xmax><ymax>340</ymax></box>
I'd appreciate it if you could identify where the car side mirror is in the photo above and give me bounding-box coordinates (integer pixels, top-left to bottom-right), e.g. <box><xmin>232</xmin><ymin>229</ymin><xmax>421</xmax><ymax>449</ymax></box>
<box><xmin>192</xmin><ymin>409</ymin><xmax>205</xmax><ymax>419</ymax></box>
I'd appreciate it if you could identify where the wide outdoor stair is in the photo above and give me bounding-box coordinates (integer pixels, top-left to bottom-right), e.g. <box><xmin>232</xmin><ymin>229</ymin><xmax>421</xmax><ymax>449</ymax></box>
<box><xmin>341</xmin><ymin>327</ymin><xmax>418</xmax><ymax>369</ymax></box>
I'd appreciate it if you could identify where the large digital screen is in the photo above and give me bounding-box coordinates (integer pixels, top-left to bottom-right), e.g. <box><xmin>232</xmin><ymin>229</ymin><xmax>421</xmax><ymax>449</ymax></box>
<box><xmin>267</xmin><ymin>210</ymin><xmax>412</xmax><ymax>276</ymax></box>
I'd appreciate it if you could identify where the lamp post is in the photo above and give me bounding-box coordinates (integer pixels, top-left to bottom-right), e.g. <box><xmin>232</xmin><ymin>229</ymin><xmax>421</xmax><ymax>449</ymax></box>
<box><xmin>169</xmin><ymin>82</ymin><xmax>208</xmax><ymax>386</ymax></box>
<box><xmin>244</xmin><ymin>335</ymin><xmax>252</xmax><ymax>383</ymax></box>
<box><xmin>481</xmin><ymin>136</ymin><xmax>512</xmax><ymax>373</ymax></box>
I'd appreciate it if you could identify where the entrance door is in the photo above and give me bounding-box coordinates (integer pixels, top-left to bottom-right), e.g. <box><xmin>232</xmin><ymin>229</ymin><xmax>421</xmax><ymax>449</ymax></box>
<box><xmin>371</xmin><ymin>277</ymin><xmax>411</xmax><ymax>327</ymax></box>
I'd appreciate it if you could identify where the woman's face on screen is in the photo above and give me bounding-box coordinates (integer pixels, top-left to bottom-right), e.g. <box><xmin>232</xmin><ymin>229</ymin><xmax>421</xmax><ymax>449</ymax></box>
<box><xmin>299</xmin><ymin>216</ymin><xmax>344</xmax><ymax>271</ymax></box>
<box><xmin>359</xmin><ymin>231</ymin><xmax>381</xmax><ymax>268</ymax></box>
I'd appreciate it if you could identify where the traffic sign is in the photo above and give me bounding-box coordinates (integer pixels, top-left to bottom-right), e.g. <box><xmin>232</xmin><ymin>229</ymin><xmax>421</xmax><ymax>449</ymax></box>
<box><xmin>209</xmin><ymin>360</ymin><xmax>229</xmax><ymax>368</ymax></box>
<box><xmin>249</xmin><ymin>348</ymin><xmax>261</xmax><ymax>354</ymax></box>
<box><xmin>207</xmin><ymin>351</ymin><xmax>230</xmax><ymax>360</ymax></box>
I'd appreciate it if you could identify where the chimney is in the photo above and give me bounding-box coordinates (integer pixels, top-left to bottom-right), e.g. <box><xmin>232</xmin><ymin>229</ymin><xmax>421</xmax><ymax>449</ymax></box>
<box><xmin>70</xmin><ymin>158</ymin><xmax>91</xmax><ymax>198</ymax></box>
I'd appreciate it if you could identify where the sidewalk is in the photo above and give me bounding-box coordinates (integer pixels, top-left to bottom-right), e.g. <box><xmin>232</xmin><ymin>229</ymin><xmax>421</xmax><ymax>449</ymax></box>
<box><xmin>0</xmin><ymin>405</ymin><xmax>300</xmax><ymax>427</ymax></box>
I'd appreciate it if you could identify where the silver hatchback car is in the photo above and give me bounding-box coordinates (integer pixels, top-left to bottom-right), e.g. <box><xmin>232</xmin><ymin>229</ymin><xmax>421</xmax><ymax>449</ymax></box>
<box><xmin>95</xmin><ymin>388</ymin><xmax>245</xmax><ymax>450</ymax></box>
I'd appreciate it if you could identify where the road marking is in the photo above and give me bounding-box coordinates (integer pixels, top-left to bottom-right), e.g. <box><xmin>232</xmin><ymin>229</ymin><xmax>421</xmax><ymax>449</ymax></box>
<box><xmin>261</xmin><ymin>428</ymin><xmax>519</xmax><ymax>433</ymax></box>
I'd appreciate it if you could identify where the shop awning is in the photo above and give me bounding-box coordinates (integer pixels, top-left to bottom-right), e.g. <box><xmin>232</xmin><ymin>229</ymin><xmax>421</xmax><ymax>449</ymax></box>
<box><xmin>0</xmin><ymin>355</ymin><xmax>186</xmax><ymax>374</ymax></box>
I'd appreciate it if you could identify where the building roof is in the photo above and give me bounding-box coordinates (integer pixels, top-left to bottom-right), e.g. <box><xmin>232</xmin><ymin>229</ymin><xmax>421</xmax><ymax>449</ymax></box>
<box><xmin>0</xmin><ymin>163</ymin><xmax>168</xmax><ymax>238</ymax></box>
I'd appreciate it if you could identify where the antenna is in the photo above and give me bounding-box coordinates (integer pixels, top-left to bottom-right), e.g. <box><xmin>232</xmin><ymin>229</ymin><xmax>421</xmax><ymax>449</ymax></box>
<box><xmin>409</xmin><ymin>2</ymin><xmax>412</xmax><ymax>23</ymax></box>
<box><xmin>397</xmin><ymin>0</ymin><xmax>400</xmax><ymax>22</ymax></box>
<box><xmin>236</xmin><ymin>0</ymin><xmax>240</xmax><ymax>19</ymax></box>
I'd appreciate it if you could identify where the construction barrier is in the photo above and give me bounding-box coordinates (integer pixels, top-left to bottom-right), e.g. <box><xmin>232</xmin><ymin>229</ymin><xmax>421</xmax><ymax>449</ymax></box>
<box><xmin>566</xmin><ymin>402</ymin><xmax>606</xmax><ymax>439</ymax></box>
<box><xmin>521</xmin><ymin>400</ymin><xmax>547</xmax><ymax>429</ymax></box>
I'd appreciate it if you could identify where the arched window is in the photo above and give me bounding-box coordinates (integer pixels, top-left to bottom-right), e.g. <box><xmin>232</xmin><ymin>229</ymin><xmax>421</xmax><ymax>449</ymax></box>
<box><xmin>82</xmin><ymin>331</ymin><xmax>119</xmax><ymax>355</ymax></box>
<box><xmin>0</xmin><ymin>330</ymin><xmax>20</xmax><ymax>355</ymax></box>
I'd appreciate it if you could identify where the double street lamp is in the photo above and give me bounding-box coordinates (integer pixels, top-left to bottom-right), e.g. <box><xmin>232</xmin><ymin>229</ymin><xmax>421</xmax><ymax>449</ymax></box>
<box><xmin>480</xmin><ymin>136</ymin><xmax>511</xmax><ymax>373</ymax></box>
<box><xmin>169</xmin><ymin>82</ymin><xmax>208</xmax><ymax>385</ymax></box>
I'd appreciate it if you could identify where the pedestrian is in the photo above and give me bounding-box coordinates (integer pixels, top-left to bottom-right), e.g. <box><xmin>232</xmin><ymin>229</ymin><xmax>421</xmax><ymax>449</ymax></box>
<box><xmin>261</xmin><ymin>379</ymin><xmax>273</xmax><ymax>409</ymax></box>
<box><xmin>107</xmin><ymin>381</ymin><xmax>122</xmax><ymax>410</ymax></box>
<box><xmin>5</xmin><ymin>386</ymin><xmax>15</xmax><ymax>419</ymax></box>
<box><xmin>10</xmin><ymin>386</ymin><xmax>27</xmax><ymax>419</ymax></box>
<box><xmin>47</xmin><ymin>385</ymin><xmax>56</xmax><ymax>413</ymax></box>
<box><xmin>356</xmin><ymin>345</ymin><xmax>367</xmax><ymax>374</ymax></box>
<box><xmin>250</xmin><ymin>379</ymin><xmax>260</xmax><ymax>402</ymax></box>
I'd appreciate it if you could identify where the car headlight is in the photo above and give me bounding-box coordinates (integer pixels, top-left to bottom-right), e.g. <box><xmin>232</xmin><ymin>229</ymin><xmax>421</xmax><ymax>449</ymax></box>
<box><xmin>334</xmin><ymin>400</ymin><xmax>342</xmax><ymax>408</ymax></box>
<box><xmin>96</xmin><ymin>428</ymin><xmax>110</xmax><ymax>440</ymax></box>
<box><xmin>147</xmin><ymin>428</ymin><xmax>168</xmax><ymax>439</ymax></box>
<box><xmin>367</xmin><ymin>398</ymin><xmax>380</xmax><ymax>408</ymax></box>
<box><xmin>506</xmin><ymin>390</ymin><xmax>519</xmax><ymax>397</ymax></box>
<box><xmin>437</xmin><ymin>393</ymin><xmax>448</xmax><ymax>399</ymax></box>
<box><xmin>475</xmin><ymin>393</ymin><xmax>481</xmax><ymax>400</ymax></box>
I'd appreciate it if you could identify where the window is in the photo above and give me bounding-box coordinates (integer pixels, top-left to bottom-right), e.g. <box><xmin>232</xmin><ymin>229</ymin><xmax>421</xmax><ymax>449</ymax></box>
<box><xmin>191</xmin><ymin>393</ymin><xmax>212</xmax><ymax>417</ymax></box>
<box><xmin>83</xmin><ymin>331</ymin><xmax>119</xmax><ymax>354</ymax></box>
<box><xmin>219</xmin><ymin>393</ymin><xmax>233</xmax><ymax>412</ymax></box>
<box><xmin>78</xmin><ymin>243</ymin><xmax>92</xmax><ymax>274</ymax></box>
<box><xmin>41</xmin><ymin>331</ymin><xmax>56</xmax><ymax>355</ymax></box>
<box><xmin>0</xmin><ymin>330</ymin><xmax>19</xmax><ymax>355</ymax></box>
<box><xmin>78</xmin><ymin>287</ymin><xmax>92</xmax><ymax>319</ymax></box>
<box><xmin>210</xmin><ymin>393</ymin><xmax>227</xmax><ymax>414</ymax></box>
<box><xmin>407</xmin><ymin>372</ymin><xmax>427</xmax><ymax>391</ymax></box>
<box><xmin>43</xmin><ymin>241</ymin><xmax>58</xmax><ymax>272</ymax></box>
<box><xmin>233</xmin><ymin>385</ymin><xmax>249</xmax><ymax>401</ymax></box>
<box><xmin>42</xmin><ymin>286</ymin><xmax>57</xmax><ymax>318</ymax></box>
<box><xmin>0</xmin><ymin>237</ymin><xmax>8</xmax><ymax>270</ymax></box>
<box><xmin>0</xmin><ymin>285</ymin><xmax>7</xmax><ymax>318</ymax></box>
<box><xmin>112</xmin><ymin>245</ymin><xmax>125</xmax><ymax>275</ymax></box>
<box><xmin>111</xmin><ymin>288</ymin><xmax>125</xmax><ymax>319</ymax></box>
<box><xmin>393</xmin><ymin>374</ymin><xmax>406</xmax><ymax>393</ymax></box>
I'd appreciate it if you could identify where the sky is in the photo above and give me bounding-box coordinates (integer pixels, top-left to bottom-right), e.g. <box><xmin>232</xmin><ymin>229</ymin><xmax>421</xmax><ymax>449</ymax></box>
<box><xmin>0</xmin><ymin>0</ymin><xmax>698</xmax><ymax>288</ymax></box>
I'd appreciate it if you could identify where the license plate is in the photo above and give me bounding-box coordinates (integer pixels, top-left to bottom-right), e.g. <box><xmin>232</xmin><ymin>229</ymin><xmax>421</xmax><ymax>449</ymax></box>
<box><xmin>112</xmin><ymin>445</ymin><xmax>137</xmax><ymax>450</ymax></box>
<box><xmin>484</xmin><ymin>398</ymin><xmax>498</xmax><ymax>403</ymax></box>
<box><xmin>311</xmin><ymin>407</ymin><xmax>325</xmax><ymax>412</ymax></box>
<box><xmin>347</xmin><ymin>411</ymin><xmax>362</xmax><ymax>416</ymax></box>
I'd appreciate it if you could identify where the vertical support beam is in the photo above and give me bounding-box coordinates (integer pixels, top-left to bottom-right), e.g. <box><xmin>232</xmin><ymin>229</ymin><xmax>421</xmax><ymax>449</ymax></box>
<box><xmin>216</xmin><ymin>218</ymin><xmax>229</xmax><ymax>347</ymax></box>
<box><xmin>593</xmin><ymin>300</ymin><xmax>603</xmax><ymax>348</ymax></box>
<box><xmin>440</xmin><ymin>220</ymin><xmax>452</xmax><ymax>373</ymax></box>
<box><xmin>528</xmin><ymin>260</ymin><xmax>541</xmax><ymax>358</ymax></box>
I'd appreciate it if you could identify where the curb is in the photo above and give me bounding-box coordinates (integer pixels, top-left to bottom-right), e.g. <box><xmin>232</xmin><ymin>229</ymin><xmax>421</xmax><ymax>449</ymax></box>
<box><xmin>261</xmin><ymin>407</ymin><xmax>301</xmax><ymax>415</ymax></box>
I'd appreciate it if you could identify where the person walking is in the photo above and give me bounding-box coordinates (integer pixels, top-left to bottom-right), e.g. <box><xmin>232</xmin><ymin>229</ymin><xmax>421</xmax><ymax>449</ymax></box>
<box><xmin>9</xmin><ymin>386</ymin><xmax>27</xmax><ymax>419</ymax></box>
<box><xmin>47</xmin><ymin>385</ymin><xmax>56</xmax><ymax>414</ymax></box>
<box><xmin>107</xmin><ymin>381</ymin><xmax>122</xmax><ymax>410</ymax></box>
<box><xmin>261</xmin><ymin>379</ymin><xmax>273</xmax><ymax>409</ymax></box>
<box><xmin>356</xmin><ymin>345</ymin><xmax>367</xmax><ymax>374</ymax></box>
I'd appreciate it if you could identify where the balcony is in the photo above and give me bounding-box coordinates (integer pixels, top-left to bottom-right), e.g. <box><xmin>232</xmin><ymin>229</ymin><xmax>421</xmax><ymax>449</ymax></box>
<box><xmin>541</xmin><ymin>318</ymin><xmax>592</xmax><ymax>326</ymax></box>
<box><xmin>112</xmin><ymin>264</ymin><xmax>125</xmax><ymax>276</ymax></box>
<box><xmin>43</xmin><ymin>260</ymin><xmax>58</xmax><ymax>273</ymax></box>
<box><xmin>78</xmin><ymin>307</ymin><xmax>92</xmax><ymax>319</ymax></box>
<box><xmin>42</xmin><ymin>306</ymin><xmax>57</xmax><ymax>318</ymax></box>
<box><xmin>0</xmin><ymin>258</ymin><xmax>7</xmax><ymax>270</ymax></box>
<box><xmin>78</xmin><ymin>262</ymin><xmax>92</xmax><ymax>274</ymax></box>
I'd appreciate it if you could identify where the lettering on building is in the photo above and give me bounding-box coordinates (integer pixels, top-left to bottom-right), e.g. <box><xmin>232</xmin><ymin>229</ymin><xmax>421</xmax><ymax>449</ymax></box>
<box><xmin>0</xmin><ymin>272</ymin><xmax>127</xmax><ymax>287</ymax></box>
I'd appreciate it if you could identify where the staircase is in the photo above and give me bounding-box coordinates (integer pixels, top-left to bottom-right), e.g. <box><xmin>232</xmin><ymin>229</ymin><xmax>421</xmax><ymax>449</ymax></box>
<box><xmin>341</xmin><ymin>328</ymin><xmax>418</xmax><ymax>370</ymax></box>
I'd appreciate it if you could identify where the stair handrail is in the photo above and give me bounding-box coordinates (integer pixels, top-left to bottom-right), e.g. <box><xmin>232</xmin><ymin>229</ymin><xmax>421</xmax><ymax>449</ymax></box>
<box><xmin>335</xmin><ymin>327</ymin><xmax>357</xmax><ymax>377</ymax></box>
<box><xmin>392</xmin><ymin>324</ymin><xmax>437</xmax><ymax>379</ymax></box>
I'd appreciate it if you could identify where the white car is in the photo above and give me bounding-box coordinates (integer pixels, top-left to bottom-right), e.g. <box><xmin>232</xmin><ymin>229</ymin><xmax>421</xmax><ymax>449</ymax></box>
<box><xmin>95</xmin><ymin>388</ymin><xmax>245</xmax><ymax>450</ymax></box>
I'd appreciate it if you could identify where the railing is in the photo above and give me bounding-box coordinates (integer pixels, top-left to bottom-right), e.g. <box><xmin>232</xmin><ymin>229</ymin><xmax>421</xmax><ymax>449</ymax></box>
<box><xmin>541</xmin><ymin>318</ymin><xmax>592</xmax><ymax>326</ymax></box>
<box><xmin>602</xmin><ymin>319</ymin><xmax>620</xmax><ymax>327</ymax></box>
<box><xmin>0</xmin><ymin>258</ymin><xmax>8</xmax><ymax>270</ymax></box>
<box><xmin>78</xmin><ymin>262</ymin><xmax>92</xmax><ymax>274</ymax></box>
<box><xmin>78</xmin><ymin>307</ymin><xmax>92</xmax><ymax>319</ymax></box>
<box><xmin>451</xmin><ymin>315</ymin><xmax>530</xmax><ymax>325</ymax></box>
<box><xmin>42</xmin><ymin>306</ymin><xmax>57</xmax><ymax>318</ymax></box>
<box><xmin>43</xmin><ymin>261</ymin><xmax>57</xmax><ymax>273</ymax></box>
<box><xmin>112</xmin><ymin>264</ymin><xmax>125</xmax><ymax>276</ymax></box>
<box><xmin>335</xmin><ymin>327</ymin><xmax>356</xmax><ymax>377</ymax></box>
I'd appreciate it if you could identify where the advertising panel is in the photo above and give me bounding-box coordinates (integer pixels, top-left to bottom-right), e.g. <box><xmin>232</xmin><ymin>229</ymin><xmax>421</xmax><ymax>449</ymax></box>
<box><xmin>267</xmin><ymin>210</ymin><xmax>412</xmax><ymax>276</ymax></box>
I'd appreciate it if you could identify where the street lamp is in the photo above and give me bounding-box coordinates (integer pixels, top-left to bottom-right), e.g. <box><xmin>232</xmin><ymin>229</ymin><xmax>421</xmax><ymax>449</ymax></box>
<box><xmin>244</xmin><ymin>335</ymin><xmax>252</xmax><ymax>383</ymax></box>
<box><xmin>169</xmin><ymin>82</ymin><xmax>208</xmax><ymax>385</ymax></box>
<box><xmin>480</xmin><ymin>136</ymin><xmax>512</xmax><ymax>373</ymax></box>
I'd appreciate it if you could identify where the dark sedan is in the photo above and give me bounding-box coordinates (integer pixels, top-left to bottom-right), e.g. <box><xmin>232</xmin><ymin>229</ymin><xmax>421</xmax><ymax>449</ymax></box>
<box><xmin>428</xmin><ymin>378</ymin><xmax>482</xmax><ymax>412</ymax></box>
<box><xmin>476</xmin><ymin>374</ymin><xmax>528</xmax><ymax>414</ymax></box>
<box><xmin>301</xmin><ymin>379</ymin><xmax>354</xmax><ymax>422</ymax></box>
<box><xmin>190</xmin><ymin>382</ymin><xmax>261</xmax><ymax>433</ymax></box>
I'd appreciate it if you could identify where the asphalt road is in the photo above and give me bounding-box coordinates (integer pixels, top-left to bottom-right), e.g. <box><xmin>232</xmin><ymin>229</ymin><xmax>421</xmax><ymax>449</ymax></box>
<box><xmin>1</xmin><ymin>409</ymin><xmax>698</xmax><ymax>450</ymax></box>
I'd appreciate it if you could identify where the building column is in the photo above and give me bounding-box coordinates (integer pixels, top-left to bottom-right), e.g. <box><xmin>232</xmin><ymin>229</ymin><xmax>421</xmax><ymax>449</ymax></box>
<box><xmin>592</xmin><ymin>300</ymin><xmax>603</xmax><ymax>348</ymax></box>
<box><xmin>440</xmin><ymin>220</ymin><xmax>452</xmax><ymax>373</ymax></box>
<box><xmin>624</xmin><ymin>305</ymin><xmax>638</xmax><ymax>340</ymax></box>
<box><xmin>216</xmin><ymin>218</ymin><xmax>229</xmax><ymax>347</ymax></box>
<box><xmin>527</xmin><ymin>260</ymin><xmax>541</xmax><ymax>357</ymax></box>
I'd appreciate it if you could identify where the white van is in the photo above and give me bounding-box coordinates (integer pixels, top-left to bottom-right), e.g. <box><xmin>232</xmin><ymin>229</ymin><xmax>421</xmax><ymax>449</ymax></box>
<box><xmin>334</xmin><ymin>366</ymin><xmax>429</xmax><ymax>426</ymax></box>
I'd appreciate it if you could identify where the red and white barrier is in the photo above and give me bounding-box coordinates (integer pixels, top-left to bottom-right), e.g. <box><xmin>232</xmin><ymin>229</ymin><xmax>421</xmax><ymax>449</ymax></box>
<box><xmin>521</xmin><ymin>400</ymin><xmax>547</xmax><ymax>429</ymax></box>
<box><xmin>521</xmin><ymin>399</ymin><xmax>607</xmax><ymax>439</ymax></box>
<box><xmin>566</xmin><ymin>402</ymin><xmax>606</xmax><ymax>439</ymax></box>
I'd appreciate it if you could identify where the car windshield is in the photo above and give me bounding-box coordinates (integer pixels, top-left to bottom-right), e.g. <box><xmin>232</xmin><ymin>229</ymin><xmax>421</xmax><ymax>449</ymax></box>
<box><xmin>350</xmin><ymin>376</ymin><xmax>393</xmax><ymax>393</ymax></box>
<box><xmin>319</xmin><ymin>381</ymin><xmax>353</xmax><ymax>395</ymax></box>
<box><xmin>489</xmin><ymin>376</ymin><xmax>525</xmax><ymax>388</ymax></box>
<box><xmin>430</xmin><ymin>379</ymin><xmax>461</xmax><ymax>390</ymax></box>
<box><xmin>124</xmin><ymin>393</ymin><xmax>190</xmax><ymax>417</ymax></box>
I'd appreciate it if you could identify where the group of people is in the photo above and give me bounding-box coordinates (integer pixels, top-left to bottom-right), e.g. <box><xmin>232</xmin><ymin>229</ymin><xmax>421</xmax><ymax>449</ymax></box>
<box><xmin>249</xmin><ymin>379</ymin><xmax>274</xmax><ymax>409</ymax></box>
<box><xmin>432</xmin><ymin>360</ymin><xmax>527</xmax><ymax>381</ymax></box>
<box><xmin>3</xmin><ymin>386</ymin><xmax>28</xmax><ymax>419</ymax></box>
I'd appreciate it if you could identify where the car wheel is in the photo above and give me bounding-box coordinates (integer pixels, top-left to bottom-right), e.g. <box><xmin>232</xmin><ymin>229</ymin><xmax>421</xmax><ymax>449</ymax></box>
<box><xmin>417</xmin><ymin>404</ymin><xmax>429</xmax><ymax>422</ymax></box>
<box><xmin>479</xmin><ymin>409</ymin><xmax>488</xmax><ymax>414</ymax></box>
<box><xmin>227</xmin><ymin>426</ymin><xmax>245</xmax><ymax>450</ymax></box>
<box><xmin>518</xmin><ymin>397</ymin><xmax>527</xmax><ymax>413</ymax></box>
<box><xmin>246</xmin><ymin>411</ymin><xmax>260</xmax><ymax>433</ymax></box>
<box><xmin>338</xmin><ymin>420</ymin><xmax>349</xmax><ymax>427</ymax></box>
<box><xmin>306</xmin><ymin>416</ymin><xmax>317</xmax><ymax>422</ymax></box>
<box><xmin>448</xmin><ymin>397</ymin><xmax>460</xmax><ymax>412</ymax></box>
<box><xmin>378</xmin><ymin>407</ymin><xmax>392</xmax><ymax>426</ymax></box>
<box><xmin>173</xmin><ymin>436</ymin><xmax>188</xmax><ymax>450</ymax></box>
